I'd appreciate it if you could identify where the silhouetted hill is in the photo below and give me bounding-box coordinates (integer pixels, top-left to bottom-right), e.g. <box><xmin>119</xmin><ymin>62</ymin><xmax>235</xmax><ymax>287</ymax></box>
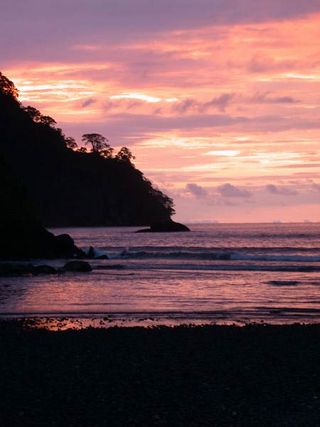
<box><xmin>0</xmin><ymin>154</ymin><xmax>83</xmax><ymax>259</ymax></box>
<box><xmin>0</xmin><ymin>72</ymin><xmax>174</xmax><ymax>226</ymax></box>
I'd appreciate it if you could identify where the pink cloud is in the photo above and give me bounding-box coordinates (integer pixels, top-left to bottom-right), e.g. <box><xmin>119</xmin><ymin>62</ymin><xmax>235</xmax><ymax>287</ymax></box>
<box><xmin>217</xmin><ymin>183</ymin><xmax>252</xmax><ymax>198</ymax></box>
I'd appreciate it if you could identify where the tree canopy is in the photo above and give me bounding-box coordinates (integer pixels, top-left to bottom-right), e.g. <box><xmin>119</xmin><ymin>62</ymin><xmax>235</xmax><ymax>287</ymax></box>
<box><xmin>81</xmin><ymin>133</ymin><xmax>113</xmax><ymax>158</ymax></box>
<box><xmin>0</xmin><ymin>72</ymin><xmax>18</xmax><ymax>99</ymax></box>
<box><xmin>115</xmin><ymin>147</ymin><xmax>135</xmax><ymax>163</ymax></box>
<box><xmin>23</xmin><ymin>106</ymin><xmax>57</xmax><ymax>127</ymax></box>
<box><xmin>0</xmin><ymin>71</ymin><xmax>175</xmax><ymax>226</ymax></box>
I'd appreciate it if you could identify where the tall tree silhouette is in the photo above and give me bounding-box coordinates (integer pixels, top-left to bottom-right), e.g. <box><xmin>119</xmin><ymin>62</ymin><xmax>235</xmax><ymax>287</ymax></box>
<box><xmin>82</xmin><ymin>133</ymin><xmax>113</xmax><ymax>158</ymax></box>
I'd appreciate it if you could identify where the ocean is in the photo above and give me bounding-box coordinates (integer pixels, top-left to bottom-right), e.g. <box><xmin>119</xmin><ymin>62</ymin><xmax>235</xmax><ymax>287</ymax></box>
<box><xmin>1</xmin><ymin>223</ymin><xmax>320</xmax><ymax>327</ymax></box>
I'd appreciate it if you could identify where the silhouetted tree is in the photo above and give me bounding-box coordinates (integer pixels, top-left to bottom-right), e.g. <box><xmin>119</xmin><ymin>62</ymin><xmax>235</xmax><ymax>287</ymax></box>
<box><xmin>0</xmin><ymin>72</ymin><xmax>18</xmax><ymax>99</ymax></box>
<box><xmin>23</xmin><ymin>106</ymin><xmax>56</xmax><ymax>127</ymax></box>
<box><xmin>100</xmin><ymin>146</ymin><xmax>114</xmax><ymax>158</ymax></box>
<box><xmin>115</xmin><ymin>147</ymin><xmax>135</xmax><ymax>163</ymax></box>
<box><xmin>65</xmin><ymin>137</ymin><xmax>78</xmax><ymax>150</ymax></box>
<box><xmin>40</xmin><ymin>115</ymin><xmax>56</xmax><ymax>127</ymax></box>
<box><xmin>23</xmin><ymin>106</ymin><xmax>42</xmax><ymax>122</ymax></box>
<box><xmin>81</xmin><ymin>133</ymin><xmax>113</xmax><ymax>158</ymax></box>
<box><xmin>77</xmin><ymin>147</ymin><xmax>88</xmax><ymax>153</ymax></box>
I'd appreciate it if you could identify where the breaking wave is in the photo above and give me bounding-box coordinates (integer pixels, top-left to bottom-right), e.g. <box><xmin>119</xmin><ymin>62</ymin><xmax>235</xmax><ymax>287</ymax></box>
<box><xmin>116</xmin><ymin>249</ymin><xmax>320</xmax><ymax>263</ymax></box>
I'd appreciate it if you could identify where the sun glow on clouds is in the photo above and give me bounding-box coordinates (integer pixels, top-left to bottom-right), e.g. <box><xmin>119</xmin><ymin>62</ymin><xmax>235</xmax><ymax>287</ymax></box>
<box><xmin>3</xmin><ymin>6</ymin><xmax>320</xmax><ymax>222</ymax></box>
<box><xmin>110</xmin><ymin>93</ymin><xmax>178</xmax><ymax>103</ymax></box>
<box><xmin>283</xmin><ymin>73</ymin><xmax>320</xmax><ymax>81</ymax></box>
<box><xmin>205</xmin><ymin>150</ymin><xmax>240</xmax><ymax>157</ymax></box>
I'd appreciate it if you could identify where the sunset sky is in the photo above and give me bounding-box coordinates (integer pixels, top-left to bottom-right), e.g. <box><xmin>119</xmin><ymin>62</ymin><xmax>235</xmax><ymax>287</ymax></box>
<box><xmin>2</xmin><ymin>0</ymin><xmax>320</xmax><ymax>222</ymax></box>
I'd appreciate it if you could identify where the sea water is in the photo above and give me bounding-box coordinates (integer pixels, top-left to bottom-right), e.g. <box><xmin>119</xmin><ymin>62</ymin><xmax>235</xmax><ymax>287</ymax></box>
<box><xmin>1</xmin><ymin>223</ymin><xmax>320</xmax><ymax>327</ymax></box>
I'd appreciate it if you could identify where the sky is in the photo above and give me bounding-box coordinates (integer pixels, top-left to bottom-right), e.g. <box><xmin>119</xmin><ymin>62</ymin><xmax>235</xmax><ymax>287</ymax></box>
<box><xmin>1</xmin><ymin>0</ymin><xmax>320</xmax><ymax>223</ymax></box>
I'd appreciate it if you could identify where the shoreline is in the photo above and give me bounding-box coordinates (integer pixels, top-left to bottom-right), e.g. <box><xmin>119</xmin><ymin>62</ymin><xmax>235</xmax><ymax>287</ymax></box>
<box><xmin>1</xmin><ymin>322</ymin><xmax>320</xmax><ymax>426</ymax></box>
<box><xmin>2</xmin><ymin>313</ymin><xmax>320</xmax><ymax>330</ymax></box>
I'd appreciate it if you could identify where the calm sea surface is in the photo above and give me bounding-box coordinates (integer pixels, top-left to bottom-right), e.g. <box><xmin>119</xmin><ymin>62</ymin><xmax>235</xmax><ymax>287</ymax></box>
<box><xmin>1</xmin><ymin>223</ymin><xmax>320</xmax><ymax>327</ymax></box>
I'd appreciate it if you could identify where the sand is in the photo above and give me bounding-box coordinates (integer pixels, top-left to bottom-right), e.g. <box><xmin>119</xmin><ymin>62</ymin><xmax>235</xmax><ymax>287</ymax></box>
<box><xmin>1</xmin><ymin>322</ymin><xmax>320</xmax><ymax>426</ymax></box>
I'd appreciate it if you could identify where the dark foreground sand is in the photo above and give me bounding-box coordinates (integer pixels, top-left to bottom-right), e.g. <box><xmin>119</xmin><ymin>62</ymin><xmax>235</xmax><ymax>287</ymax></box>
<box><xmin>1</xmin><ymin>323</ymin><xmax>320</xmax><ymax>426</ymax></box>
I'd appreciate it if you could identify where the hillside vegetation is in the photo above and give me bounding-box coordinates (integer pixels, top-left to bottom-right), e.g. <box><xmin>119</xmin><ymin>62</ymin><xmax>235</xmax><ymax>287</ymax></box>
<box><xmin>0</xmin><ymin>72</ymin><xmax>174</xmax><ymax>226</ymax></box>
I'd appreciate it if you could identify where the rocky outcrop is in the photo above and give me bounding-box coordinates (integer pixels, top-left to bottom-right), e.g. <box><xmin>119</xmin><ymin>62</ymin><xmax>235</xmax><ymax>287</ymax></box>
<box><xmin>0</xmin><ymin>261</ymin><xmax>93</xmax><ymax>276</ymax></box>
<box><xmin>136</xmin><ymin>221</ymin><xmax>190</xmax><ymax>233</ymax></box>
<box><xmin>33</xmin><ymin>265</ymin><xmax>58</xmax><ymax>275</ymax></box>
<box><xmin>86</xmin><ymin>246</ymin><xmax>109</xmax><ymax>260</ymax></box>
<box><xmin>54</xmin><ymin>234</ymin><xmax>84</xmax><ymax>259</ymax></box>
<box><xmin>63</xmin><ymin>261</ymin><xmax>92</xmax><ymax>272</ymax></box>
<box><xmin>0</xmin><ymin>221</ymin><xmax>85</xmax><ymax>260</ymax></box>
<box><xmin>0</xmin><ymin>155</ymin><xmax>85</xmax><ymax>260</ymax></box>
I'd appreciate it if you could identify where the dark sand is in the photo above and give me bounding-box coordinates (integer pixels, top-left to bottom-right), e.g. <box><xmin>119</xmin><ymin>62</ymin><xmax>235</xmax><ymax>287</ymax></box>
<box><xmin>1</xmin><ymin>322</ymin><xmax>320</xmax><ymax>426</ymax></box>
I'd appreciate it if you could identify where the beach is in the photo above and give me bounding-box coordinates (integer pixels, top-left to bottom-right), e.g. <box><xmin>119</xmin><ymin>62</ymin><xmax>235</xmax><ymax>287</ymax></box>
<box><xmin>1</xmin><ymin>322</ymin><xmax>320</xmax><ymax>426</ymax></box>
<box><xmin>1</xmin><ymin>224</ymin><xmax>320</xmax><ymax>425</ymax></box>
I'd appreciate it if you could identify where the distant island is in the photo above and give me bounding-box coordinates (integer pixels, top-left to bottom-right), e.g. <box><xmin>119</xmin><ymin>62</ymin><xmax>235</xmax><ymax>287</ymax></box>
<box><xmin>0</xmin><ymin>72</ymin><xmax>174</xmax><ymax>227</ymax></box>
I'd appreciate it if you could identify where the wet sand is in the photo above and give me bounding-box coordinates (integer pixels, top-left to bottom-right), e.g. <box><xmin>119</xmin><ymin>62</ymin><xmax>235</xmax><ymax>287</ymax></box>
<box><xmin>1</xmin><ymin>322</ymin><xmax>320</xmax><ymax>426</ymax></box>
